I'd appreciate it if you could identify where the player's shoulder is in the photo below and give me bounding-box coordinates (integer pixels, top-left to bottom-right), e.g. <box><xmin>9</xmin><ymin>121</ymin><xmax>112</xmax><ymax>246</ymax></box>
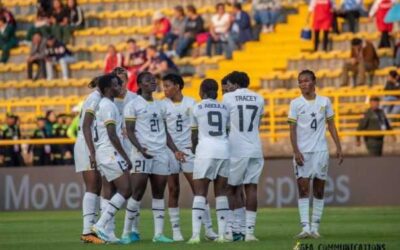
<box><xmin>183</xmin><ymin>96</ymin><xmax>196</xmax><ymax>106</ymax></box>
<box><xmin>317</xmin><ymin>94</ymin><xmax>331</xmax><ymax>104</ymax></box>
<box><xmin>290</xmin><ymin>96</ymin><xmax>303</xmax><ymax>106</ymax></box>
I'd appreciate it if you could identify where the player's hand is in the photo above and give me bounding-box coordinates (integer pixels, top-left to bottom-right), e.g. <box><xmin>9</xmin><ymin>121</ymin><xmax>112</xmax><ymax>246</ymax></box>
<box><xmin>336</xmin><ymin>149</ymin><xmax>344</xmax><ymax>166</ymax></box>
<box><xmin>125</xmin><ymin>159</ymin><xmax>133</xmax><ymax>170</ymax></box>
<box><xmin>294</xmin><ymin>151</ymin><xmax>304</xmax><ymax>166</ymax></box>
<box><xmin>140</xmin><ymin>147</ymin><xmax>153</xmax><ymax>159</ymax></box>
<box><xmin>89</xmin><ymin>154</ymin><xmax>97</xmax><ymax>170</ymax></box>
<box><xmin>174</xmin><ymin>151</ymin><xmax>188</xmax><ymax>163</ymax></box>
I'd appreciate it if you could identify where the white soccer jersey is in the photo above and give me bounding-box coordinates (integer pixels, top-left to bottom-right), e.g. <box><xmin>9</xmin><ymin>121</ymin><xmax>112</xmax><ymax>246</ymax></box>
<box><xmin>288</xmin><ymin>95</ymin><xmax>334</xmax><ymax>153</ymax></box>
<box><xmin>94</xmin><ymin>97</ymin><xmax>123</xmax><ymax>150</ymax></box>
<box><xmin>223</xmin><ymin>88</ymin><xmax>264</xmax><ymax>158</ymax></box>
<box><xmin>123</xmin><ymin>95</ymin><xmax>167</xmax><ymax>154</ymax></box>
<box><xmin>192</xmin><ymin>99</ymin><xmax>229</xmax><ymax>159</ymax></box>
<box><xmin>162</xmin><ymin>96</ymin><xmax>196</xmax><ymax>149</ymax></box>
<box><xmin>114</xmin><ymin>91</ymin><xmax>138</xmax><ymax>116</ymax></box>
<box><xmin>77</xmin><ymin>90</ymin><xmax>101</xmax><ymax>138</ymax></box>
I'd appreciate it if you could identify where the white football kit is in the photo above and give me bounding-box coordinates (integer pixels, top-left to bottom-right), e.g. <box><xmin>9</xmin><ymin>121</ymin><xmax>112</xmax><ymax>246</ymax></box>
<box><xmin>94</xmin><ymin>97</ymin><xmax>129</xmax><ymax>182</ymax></box>
<box><xmin>192</xmin><ymin>99</ymin><xmax>230</xmax><ymax>180</ymax></box>
<box><xmin>288</xmin><ymin>95</ymin><xmax>334</xmax><ymax>180</ymax></box>
<box><xmin>223</xmin><ymin>88</ymin><xmax>265</xmax><ymax>185</ymax></box>
<box><xmin>162</xmin><ymin>97</ymin><xmax>196</xmax><ymax>174</ymax></box>
<box><xmin>124</xmin><ymin>95</ymin><xmax>169</xmax><ymax>175</ymax></box>
<box><xmin>74</xmin><ymin>90</ymin><xmax>101</xmax><ymax>173</ymax></box>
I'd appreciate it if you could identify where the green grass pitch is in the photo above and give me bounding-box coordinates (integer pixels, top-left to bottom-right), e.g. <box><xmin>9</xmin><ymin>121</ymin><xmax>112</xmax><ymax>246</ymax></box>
<box><xmin>1</xmin><ymin>207</ymin><xmax>399</xmax><ymax>250</ymax></box>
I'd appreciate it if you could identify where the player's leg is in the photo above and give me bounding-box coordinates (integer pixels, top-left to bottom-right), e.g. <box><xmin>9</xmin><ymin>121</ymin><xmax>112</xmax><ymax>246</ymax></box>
<box><xmin>213</xmin><ymin>174</ymin><xmax>230</xmax><ymax>242</ymax></box>
<box><xmin>100</xmin><ymin>176</ymin><xmax>119</xmax><ymax>243</ymax></box>
<box><xmin>167</xmin><ymin>173</ymin><xmax>183</xmax><ymax>241</ymax></box>
<box><xmin>188</xmin><ymin>177</ymin><xmax>210</xmax><ymax>243</ymax></box>
<box><xmin>296</xmin><ymin>177</ymin><xmax>311</xmax><ymax>238</ymax></box>
<box><xmin>239</xmin><ymin>188</ymin><xmax>246</xmax><ymax>237</ymax></box>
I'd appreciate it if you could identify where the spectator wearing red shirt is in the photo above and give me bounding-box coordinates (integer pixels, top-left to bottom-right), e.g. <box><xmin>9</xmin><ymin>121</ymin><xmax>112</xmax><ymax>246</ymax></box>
<box><xmin>103</xmin><ymin>44</ymin><xmax>123</xmax><ymax>73</ymax></box>
<box><xmin>150</xmin><ymin>11</ymin><xmax>171</xmax><ymax>49</ymax></box>
<box><xmin>369</xmin><ymin>0</ymin><xmax>395</xmax><ymax>48</ymax></box>
<box><xmin>123</xmin><ymin>39</ymin><xmax>146</xmax><ymax>92</ymax></box>
<box><xmin>308</xmin><ymin>0</ymin><xmax>335</xmax><ymax>51</ymax></box>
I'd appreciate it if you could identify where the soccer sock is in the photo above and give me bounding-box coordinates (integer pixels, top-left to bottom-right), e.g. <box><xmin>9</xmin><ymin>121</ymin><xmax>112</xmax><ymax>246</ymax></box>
<box><xmin>240</xmin><ymin>207</ymin><xmax>246</xmax><ymax>235</ymax></box>
<box><xmin>216</xmin><ymin>196</ymin><xmax>229</xmax><ymax>238</ymax></box>
<box><xmin>245</xmin><ymin>210</ymin><xmax>257</xmax><ymax>236</ymax></box>
<box><xmin>152</xmin><ymin>198</ymin><xmax>165</xmax><ymax>237</ymax></box>
<box><xmin>168</xmin><ymin>207</ymin><xmax>181</xmax><ymax>234</ymax></box>
<box><xmin>82</xmin><ymin>192</ymin><xmax>98</xmax><ymax>235</ymax></box>
<box><xmin>192</xmin><ymin>196</ymin><xmax>206</xmax><ymax>237</ymax></box>
<box><xmin>100</xmin><ymin>197</ymin><xmax>108</xmax><ymax>215</ymax></box>
<box><xmin>123</xmin><ymin>197</ymin><xmax>140</xmax><ymax>236</ymax></box>
<box><xmin>298</xmin><ymin>198</ymin><xmax>310</xmax><ymax>232</ymax></box>
<box><xmin>96</xmin><ymin>193</ymin><xmax>126</xmax><ymax>228</ymax></box>
<box><xmin>232</xmin><ymin>208</ymin><xmax>241</xmax><ymax>234</ymax></box>
<box><xmin>202</xmin><ymin>202</ymin><xmax>213</xmax><ymax>233</ymax></box>
<box><xmin>226</xmin><ymin>209</ymin><xmax>233</xmax><ymax>236</ymax></box>
<box><xmin>311</xmin><ymin>198</ymin><xmax>324</xmax><ymax>232</ymax></box>
<box><xmin>132</xmin><ymin>203</ymin><xmax>141</xmax><ymax>233</ymax></box>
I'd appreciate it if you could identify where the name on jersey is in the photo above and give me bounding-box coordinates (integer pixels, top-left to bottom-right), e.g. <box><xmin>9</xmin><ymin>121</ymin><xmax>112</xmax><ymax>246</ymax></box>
<box><xmin>200</xmin><ymin>103</ymin><xmax>227</xmax><ymax>110</ymax></box>
<box><xmin>235</xmin><ymin>95</ymin><xmax>257</xmax><ymax>102</ymax></box>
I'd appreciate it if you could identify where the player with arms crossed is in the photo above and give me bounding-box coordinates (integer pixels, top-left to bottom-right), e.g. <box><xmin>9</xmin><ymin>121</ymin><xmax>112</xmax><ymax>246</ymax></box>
<box><xmin>188</xmin><ymin>79</ymin><xmax>230</xmax><ymax>244</ymax></box>
<box><xmin>288</xmin><ymin>70</ymin><xmax>343</xmax><ymax>239</ymax></box>
<box><xmin>162</xmin><ymin>73</ymin><xmax>218</xmax><ymax>241</ymax></box>
<box><xmin>121</xmin><ymin>71</ymin><xmax>185</xmax><ymax>243</ymax></box>
<box><xmin>74</xmin><ymin>76</ymin><xmax>103</xmax><ymax>244</ymax></box>
<box><xmin>222</xmin><ymin>71</ymin><xmax>265</xmax><ymax>242</ymax></box>
<box><xmin>90</xmin><ymin>74</ymin><xmax>133</xmax><ymax>242</ymax></box>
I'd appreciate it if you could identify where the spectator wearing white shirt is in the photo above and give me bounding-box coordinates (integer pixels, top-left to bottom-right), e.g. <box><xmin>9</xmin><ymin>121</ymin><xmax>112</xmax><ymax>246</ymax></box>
<box><xmin>206</xmin><ymin>3</ymin><xmax>231</xmax><ymax>57</ymax></box>
<box><xmin>253</xmin><ymin>0</ymin><xmax>281</xmax><ymax>33</ymax></box>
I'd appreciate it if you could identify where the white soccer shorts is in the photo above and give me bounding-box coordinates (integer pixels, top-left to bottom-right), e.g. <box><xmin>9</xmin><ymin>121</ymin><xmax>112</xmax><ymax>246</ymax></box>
<box><xmin>129</xmin><ymin>148</ymin><xmax>170</xmax><ymax>175</ymax></box>
<box><xmin>228</xmin><ymin>157</ymin><xmax>264</xmax><ymax>186</ymax></box>
<box><xmin>168</xmin><ymin>148</ymin><xmax>194</xmax><ymax>174</ymax></box>
<box><xmin>193</xmin><ymin>158</ymin><xmax>229</xmax><ymax>180</ymax></box>
<box><xmin>293</xmin><ymin>150</ymin><xmax>329</xmax><ymax>180</ymax></box>
<box><xmin>74</xmin><ymin>137</ymin><xmax>93</xmax><ymax>173</ymax></box>
<box><xmin>96</xmin><ymin>148</ymin><xmax>129</xmax><ymax>182</ymax></box>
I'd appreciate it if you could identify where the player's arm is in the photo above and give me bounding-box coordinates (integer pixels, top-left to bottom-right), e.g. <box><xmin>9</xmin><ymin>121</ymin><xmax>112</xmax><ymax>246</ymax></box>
<box><xmin>289</xmin><ymin>122</ymin><xmax>304</xmax><ymax>166</ymax></box>
<box><xmin>165</xmin><ymin>122</ymin><xmax>187</xmax><ymax>163</ymax></box>
<box><xmin>82</xmin><ymin>111</ymin><xmax>96</xmax><ymax>168</ymax></box>
<box><xmin>327</xmin><ymin>118</ymin><xmax>344</xmax><ymax>165</ymax></box>
<box><xmin>191</xmin><ymin>127</ymin><xmax>198</xmax><ymax>154</ymax></box>
<box><xmin>125</xmin><ymin>120</ymin><xmax>153</xmax><ymax>159</ymax></box>
<box><xmin>106</xmin><ymin>122</ymin><xmax>132</xmax><ymax>169</ymax></box>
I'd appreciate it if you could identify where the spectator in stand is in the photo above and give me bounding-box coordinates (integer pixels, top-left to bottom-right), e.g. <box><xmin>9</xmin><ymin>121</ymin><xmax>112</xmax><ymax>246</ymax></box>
<box><xmin>175</xmin><ymin>5</ymin><xmax>204</xmax><ymax>57</ymax></box>
<box><xmin>141</xmin><ymin>45</ymin><xmax>179</xmax><ymax>78</ymax></box>
<box><xmin>50</xmin><ymin>0</ymin><xmax>71</xmax><ymax>44</ymax></box>
<box><xmin>150</xmin><ymin>11</ymin><xmax>171</xmax><ymax>49</ymax></box>
<box><xmin>124</xmin><ymin>38</ymin><xmax>146</xmax><ymax>92</ymax></box>
<box><xmin>369</xmin><ymin>0</ymin><xmax>395</xmax><ymax>48</ymax></box>
<box><xmin>45</xmin><ymin>35</ymin><xmax>75</xmax><ymax>80</ymax></box>
<box><xmin>67</xmin><ymin>0</ymin><xmax>84</xmax><ymax>30</ymax></box>
<box><xmin>357</xmin><ymin>97</ymin><xmax>392</xmax><ymax>156</ymax></box>
<box><xmin>0</xmin><ymin>2</ymin><xmax>16</xmax><ymax>33</ymax></box>
<box><xmin>228</xmin><ymin>3</ymin><xmax>252</xmax><ymax>58</ymax></box>
<box><xmin>29</xmin><ymin>116</ymin><xmax>52</xmax><ymax>166</ymax></box>
<box><xmin>395</xmin><ymin>37</ymin><xmax>400</xmax><ymax>67</ymax></box>
<box><xmin>45</xmin><ymin>110</ymin><xmax>56</xmax><ymax>137</ymax></box>
<box><xmin>0</xmin><ymin>16</ymin><xmax>18</xmax><ymax>63</ymax></box>
<box><xmin>163</xmin><ymin>5</ymin><xmax>187</xmax><ymax>51</ymax></box>
<box><xmin>103</xmin><ymin>44</ymin><xmax>123</xmax><ymax>73</ymax></box>
<box><xmin>253</xmin><ymin>0</ymin><xmax>281</xmax><ymax>33</ymax></box>
<box><xmin>37</xmin><ymin>0</ymin><xmax>53</xmax><ymax>17</ymax></box>
<box><xmin>27</xmin><ymin>32</ymin><xmax>47</xmax><ymax>80</ymax></box>
<box><xmin>383</xmin><ymin>70</ymin><xmax>400</xmax><ymax>116</ymax></box>
<box><xmin>206</xmin><ymin>3</ymin><xmax>231</xmax><ymax>57</ymax></box>
<box><xmin>308</xmin><ymin>0</ymin><xmax>335</xmax><ymax>51</ymax></box>
<box><xmin>0</xmin><ymin>113</ymin><xmax>24</xmax><ymax>167</ymax></box>
<box><xmin>341</xmin><ymin>38</ymin><xmax>379</xmax><ymax>86</ymax></box>
<box><xmin>334</xmin><ymin>0</ymin><xmax>364</xmax><ymax>34</ymax></box>
<box><xmin>26</xmin><ymin>9</ymin><xmax>51</xmax><ymax>41</ymax></box>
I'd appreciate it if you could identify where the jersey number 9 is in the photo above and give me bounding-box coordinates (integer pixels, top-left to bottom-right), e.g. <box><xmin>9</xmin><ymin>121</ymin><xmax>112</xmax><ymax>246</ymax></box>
<box><xmin>207</xmin><ymin>111</ymin><xmax>223</xmax><ymax>136</ymax></box>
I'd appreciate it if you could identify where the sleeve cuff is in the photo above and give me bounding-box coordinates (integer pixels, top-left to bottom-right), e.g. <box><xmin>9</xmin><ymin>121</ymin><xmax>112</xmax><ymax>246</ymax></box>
<box><xmin>287</xmin><ymin>118</ymin><xmax>297</xmax><ymax>124</ymax></box>
<box><xmin>125</xmin><ymin>117</ymin><xmax>136</xmax><ymax>121</ymax></box>
<box><xmin>326</xmin><ymin>115</ymin><xmax>334</xmax><ymax>121</ymax></box>
<box><xmin>104</xmin><ymin>120</ymin><xmax>116</xmax><ymax>126</ymax></box>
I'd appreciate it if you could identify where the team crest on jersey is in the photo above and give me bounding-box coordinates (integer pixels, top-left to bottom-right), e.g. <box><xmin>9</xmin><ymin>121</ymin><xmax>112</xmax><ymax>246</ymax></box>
<box><xmin>185</xmin><ymin>108</ymin><xmax>191</xmax><ymax>116</ymax></box>
<box><xmin>319</xmin><ymin>106</ymin><xmax>326</xmax><ymax>113</ymax></box>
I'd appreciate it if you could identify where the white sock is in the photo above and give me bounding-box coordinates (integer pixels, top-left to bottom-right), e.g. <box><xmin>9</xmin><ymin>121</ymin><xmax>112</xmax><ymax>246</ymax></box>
<box><xmin>96</xmin><ymin>193</ymin><xmax>126</xmax><ymax>228</ymax></box>
<box><xmin>202</xmin><ymin>202</ymin><xmax>213</xmax><ymax>233</ymax></box>
<box><xmin>245</xmin><ymin>210</ymin><xmax>257</xmax><ymax>235</ymax></box>
<box><xmin>232</xmin><ymin>208</ymin><xmax>241</xmax><ymax>234</ymax></box>
<box><xmin>298</xmin><ymin>198</ymin><xmax>310</xmax><ymax>232</ymax></box>
<box><xmin>169</xmin><ymin>207</ymin><xmax>181</xmax><ymax>233</ymax></box>
<box><xmin>226</xmin><ymin>210</ymin><xmax>233</xmax><ymax>236</ymax></box>
<box><xmin>192</xmin><ymin>196</ymin><xmax>206</xmax><ymax>238</ymax></box>
<box><xmin>82</xmin><ymin>192</ymin><xmax>98</xmax><ymax>234</ymax></box>
<box><xmin>133</xmin><ymin>203</ymin><xmax>141</xmax><ymax>233</ymax></box>
<box><xmin>152</xmin><ymin>198</ymin><xmax>165</xmax><ymax>237</ymax></box>
<box><xmin>311</xmin><ymin>198</ymin><xmax>324</xmax><ymax>233</ymax></box>
<box><xmin>240</xmin><ymin>207</ymin><xmax>246</xmax><ymax>235</ymax></box>
<box><xmin>100</xmin><ymin>197</ymin><xmax>108</xmax><ymax>215</ymax></box>
<box><xmin>123</xmin><ymin>197</ymin><xmax>140</xmax><ymax>236</ymax></box>
<box><xmin>216</xmin><ymin>196</ymin><xmax>229</xmax><ymax>238</ymax></box>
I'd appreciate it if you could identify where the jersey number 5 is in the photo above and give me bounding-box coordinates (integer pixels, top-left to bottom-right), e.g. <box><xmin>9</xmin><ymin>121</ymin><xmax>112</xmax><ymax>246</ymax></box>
<box><xmin>207</xmin><ymin>111</ymin><xmax>223</xmax><ymax>136</ymax></box>
<box><xmin>238</xmin><ymin>105</ymin><xmax>258</xmax><ymax>132</ymax></box>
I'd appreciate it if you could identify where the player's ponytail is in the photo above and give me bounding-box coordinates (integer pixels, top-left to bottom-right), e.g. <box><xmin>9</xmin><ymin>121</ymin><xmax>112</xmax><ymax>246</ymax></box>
<box><xmin>200</xmin><ymin>78</ymin><xmax>218</xmax><ymax>100</ymax></box>
<box><xmin>88</xmin><ymin>75</ymin><xmax>101</xmax><ymax>89</ymax></box>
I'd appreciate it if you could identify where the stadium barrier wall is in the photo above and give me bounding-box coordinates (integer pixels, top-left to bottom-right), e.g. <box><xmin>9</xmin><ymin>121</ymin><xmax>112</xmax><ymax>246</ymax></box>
<box><xmin>0</xmin><ymin>156</ymin><xmax>399</xmax><ymax>211</ymax></box>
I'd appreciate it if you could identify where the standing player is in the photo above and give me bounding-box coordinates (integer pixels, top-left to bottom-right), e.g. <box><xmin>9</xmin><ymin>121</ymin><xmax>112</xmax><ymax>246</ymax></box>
<box><xmin>91</xmin><ymin>74</ymin><xmax>133</xmax><ymax>242</ymax></box>
<box><xmin>161</xmin><ymin>73</ymin><xmax>218</xmax><ymax>241</ymax></box>
<box><xmin>74</xmin><ymin>76</ymin><xmax>103</xmax><ymax>244</ymax></box>
<box><xmin>188</xmin><ymin>79</ymin><xmax>230</xmax><ymax>244</ymax></box>
<box><xmin>121</xmin><ymin>71</ymin><xmax>184</xmax><ymax>243</ymax></box>
<box><xmin>288</xmin><ymin>70</ymin><xmax>343</xmax><ymax>239</ymax></box>
<box><xmin>222</xmin><ymin>71</ymin><xmax>265</xmax><ymax>242</ymax></box>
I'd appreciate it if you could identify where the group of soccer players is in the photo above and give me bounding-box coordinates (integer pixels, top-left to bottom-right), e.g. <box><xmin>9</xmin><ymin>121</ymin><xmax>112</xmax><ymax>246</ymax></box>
<box><xmin>74</xmin><ymin>67</ymin><xmax>343</xmax><ymax>244</ymax></box>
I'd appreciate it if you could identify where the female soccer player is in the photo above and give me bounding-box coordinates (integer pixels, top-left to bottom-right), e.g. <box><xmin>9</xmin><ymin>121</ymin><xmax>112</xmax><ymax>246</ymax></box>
<box><xmin>74</xmin><ymin>76</ymin><xmax>103</xmax><ymax>244</ymax></box>
<box><xmin>162</xmin><ymin>73</ymin><xmax>217</xmax><ymax>241</ymax></box>
<box><xmin>188</xmin><ymin>79</ymin><xmax>230</xmax><ymax>244</ymax></box>
<box><xmin>288</xmin><ymin>70</ymin><xmax>343</xmax><ymax>239</ymax></box>
<box><xmin>121</xmin><ymin>71</ymin><xmax>185</xmax><ymax>243</ymax></box>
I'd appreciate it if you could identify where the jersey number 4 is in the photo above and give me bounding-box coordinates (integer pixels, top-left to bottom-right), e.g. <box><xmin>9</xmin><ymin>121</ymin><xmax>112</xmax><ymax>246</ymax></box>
<box><xmin>310</xmin><ymin>119</ymin><xmax>317</xmax><ymax>131</ymax></box>
<box><xmin>238</xmin><ymin>105</ymin><xmax>258</xmax><ymax>132</ymax></box>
